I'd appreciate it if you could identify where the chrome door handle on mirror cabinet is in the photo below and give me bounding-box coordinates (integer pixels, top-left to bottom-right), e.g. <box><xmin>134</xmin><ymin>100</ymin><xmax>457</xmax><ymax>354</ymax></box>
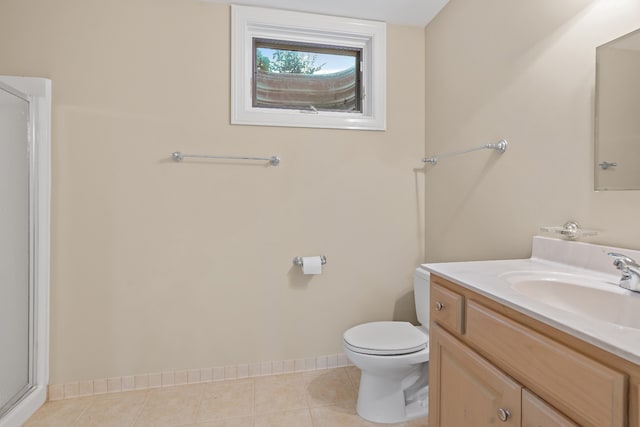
<box><xmin>599</xmin><ymin>161</ymin><xmax>617</xmax><ymax>170</ymax></box>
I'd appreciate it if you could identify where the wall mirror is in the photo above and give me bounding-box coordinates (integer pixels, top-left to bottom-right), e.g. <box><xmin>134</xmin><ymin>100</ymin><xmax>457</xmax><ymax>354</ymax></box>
<box><xmin>595</xmin><ymin>28</ymin><xmax>640</xmax><ymax>190</ymax></box>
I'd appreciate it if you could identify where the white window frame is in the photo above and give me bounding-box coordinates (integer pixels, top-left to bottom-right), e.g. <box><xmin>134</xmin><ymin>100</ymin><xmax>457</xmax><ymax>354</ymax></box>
<box><xmin>231</xmin><ymin>5</ymin><xmax>386</xmax><ymax>131</ymax></box>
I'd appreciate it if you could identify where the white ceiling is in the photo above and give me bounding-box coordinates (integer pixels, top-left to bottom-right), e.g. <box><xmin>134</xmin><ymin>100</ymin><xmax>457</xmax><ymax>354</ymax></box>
<box><xmin>201</xmin><ymin>0</ymin><xmax>450</xmax><ymax>27</ymax></box>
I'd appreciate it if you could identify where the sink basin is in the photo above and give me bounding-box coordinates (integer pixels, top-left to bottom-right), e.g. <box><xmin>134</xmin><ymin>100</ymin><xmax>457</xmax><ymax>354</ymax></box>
<box><xmin>500</xmin><ymin>271</ymin><xmax>640</xmax><ymax>330</ymax></box>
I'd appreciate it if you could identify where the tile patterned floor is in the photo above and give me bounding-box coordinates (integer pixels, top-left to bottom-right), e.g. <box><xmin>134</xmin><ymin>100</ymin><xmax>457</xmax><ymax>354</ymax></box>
<box><xmin>25</xmin><ymin>367</ymin><xmax>427</xmax><ymax>427</ymax></box>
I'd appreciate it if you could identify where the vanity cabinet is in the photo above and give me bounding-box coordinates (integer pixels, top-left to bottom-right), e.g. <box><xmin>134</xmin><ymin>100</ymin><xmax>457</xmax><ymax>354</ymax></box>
<box><xmin>429</xmin><ymin>276</ymin><xmax>636</xmax><ymax>427</ymax></box>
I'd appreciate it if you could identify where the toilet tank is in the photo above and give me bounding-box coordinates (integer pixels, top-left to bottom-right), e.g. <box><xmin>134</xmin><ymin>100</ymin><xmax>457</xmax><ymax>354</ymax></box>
<box><xmin>413</xmin><ymin>266</ymin><xmax>430</xmax><ymax>328</ymax></box>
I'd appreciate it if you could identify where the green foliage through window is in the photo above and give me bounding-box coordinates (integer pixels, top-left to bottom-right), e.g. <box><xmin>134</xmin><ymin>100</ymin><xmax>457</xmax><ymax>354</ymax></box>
<box><xmin>257</xmin><ymin>49</ymin><xmax>324</xmax><ymax>74</ymax></box>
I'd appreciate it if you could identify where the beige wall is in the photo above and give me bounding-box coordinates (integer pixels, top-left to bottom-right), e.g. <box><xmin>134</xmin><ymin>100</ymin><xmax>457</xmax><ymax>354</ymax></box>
<box><xmin>0</xmin><ymin>0</ymin><xmax>425</xmax><ymax>383</ymax></box>
<box><xmin>13</xmin><ymin>0</ymin><xmax>639</xmax><ymax>388</ymax></box>
<box><xmin>425</xmin><ymin>0</ymin><xmax>640</xmax><ymax>262</ymax></box>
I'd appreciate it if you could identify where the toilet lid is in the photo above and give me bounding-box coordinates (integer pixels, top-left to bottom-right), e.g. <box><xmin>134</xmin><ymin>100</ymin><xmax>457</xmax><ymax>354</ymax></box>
<box><xmin>343</xmin><ymin>321</ymin><xmax>427</xmax><ymax>356</ymax></box>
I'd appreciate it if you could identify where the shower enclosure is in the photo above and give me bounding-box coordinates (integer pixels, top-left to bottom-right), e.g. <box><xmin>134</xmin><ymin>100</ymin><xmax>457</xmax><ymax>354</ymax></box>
<box><xmin>0</xmin><ymin>77</ymin><xmax>50</xmax><ymax>427</ymax></box>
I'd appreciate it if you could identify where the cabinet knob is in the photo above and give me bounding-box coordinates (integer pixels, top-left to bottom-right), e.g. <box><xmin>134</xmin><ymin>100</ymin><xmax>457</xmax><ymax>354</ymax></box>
<box><xmin>497</xmin><ymin>408</ymin><xmax>511</xmax><ymax>422</ymax></box>
<box><xmin>435</xmin><ymin>302</ymin><xmax>445</xmax><ymax>311</ymax></box>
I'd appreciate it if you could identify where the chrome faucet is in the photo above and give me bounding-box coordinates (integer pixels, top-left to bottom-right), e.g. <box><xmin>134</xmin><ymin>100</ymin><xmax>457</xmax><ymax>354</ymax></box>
<box><xmin>608</xmin><ymin>252</ymin><xmax>640</xmax><ymax>292</ymax></box>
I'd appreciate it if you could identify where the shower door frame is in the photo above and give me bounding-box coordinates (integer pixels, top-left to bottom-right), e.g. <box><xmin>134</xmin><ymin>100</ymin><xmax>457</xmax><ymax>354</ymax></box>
<box><xmin>0</xmin><ymin>76</ymin><xmax>51</xmax><ymax>427</ymax></box>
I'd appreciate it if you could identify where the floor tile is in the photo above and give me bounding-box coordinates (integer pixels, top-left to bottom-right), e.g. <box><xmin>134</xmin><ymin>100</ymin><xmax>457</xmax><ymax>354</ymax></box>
<box><xmin>310</xmin><ymin>402</ymin><xmax>380</xmax><ymax>427</ymax></box>
<box><xmin>195</xmin><ymin>380</ymin><xmax>254</xmax><ymax>423</ymax></box>
<box><xmin>24</xmin><ymin>399</ymin><xmax>91</xmax><ymax>427</ymax></box>
<box><xmin>392</xmin><ymin>417</ymin><xmax>428</xmax><ymax>426</ymax></box>
<box><xmin>254</xmin><ymin>408</ymin><xmax>313</xmax><ymax>427</ymax></box>
<box><xmin>303</xmin><ymin>368</ymin><xmax>357</xmax><ymax>408</ymax></box>
<box><xmin>134</xmin><ymin>384</ymin><xmax>203</xmax><ymax>426</ymax></box>
<box><xmin>344</xmin><ymin>366</ymin><xmax>361</xmax><ymax>390</ymax></box>
<box><xmin>25</xmin><ymin>368</ymin><xmax>419</xmax><ymax>427</ymax></box>
<box><xmin>72</xmin><ymin>391</ymin><xmax>148</xmax><ymax>426</ymax></box>
<box><xmin>194</xmin><ymin>416</ymin><xmax>253</xmax><ymax>427</ymax></box>
<box><xmin>254</xmin><ymin>374</ymin><xmax>308</xmax><ymax>414</ymax></box>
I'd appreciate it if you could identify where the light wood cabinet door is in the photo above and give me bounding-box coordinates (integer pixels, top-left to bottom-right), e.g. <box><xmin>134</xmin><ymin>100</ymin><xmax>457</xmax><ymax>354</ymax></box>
<box><xmin>465</xmin><ymin>300</ymin><xmax>626</xmax><ymax>427</ymax></box>
<box><xmin>429</xmin><ymin>324</ymin><xmax>521</xmax><ymax>427</ymax></box>
<box><xmin>522</xmin><ymin>389</ymin><xmax>579</xmax><ymax>427</ymax></box>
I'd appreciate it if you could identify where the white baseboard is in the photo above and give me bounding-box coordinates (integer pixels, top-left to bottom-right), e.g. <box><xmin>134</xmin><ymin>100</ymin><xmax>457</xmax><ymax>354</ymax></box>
<box><xmin>48</xmin><ymin>353</ymin><xmax>352</xmax><ymax>401</ymax></box>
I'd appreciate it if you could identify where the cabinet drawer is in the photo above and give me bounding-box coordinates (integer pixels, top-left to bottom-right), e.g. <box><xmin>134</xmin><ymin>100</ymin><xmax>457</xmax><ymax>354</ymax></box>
<box><xmin>466</xmin><ymin>300</ymin><xmax>626</xmax><ymax>427</ymax></box>
<box><xmin>430</xmin><ymin>283</ymin><xmax>464</xmax><ymax>335</ymax></box>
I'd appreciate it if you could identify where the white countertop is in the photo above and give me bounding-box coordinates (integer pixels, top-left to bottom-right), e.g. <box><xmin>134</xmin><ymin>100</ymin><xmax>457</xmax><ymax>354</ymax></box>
<box><xmin>424</xmin><ymin>236</ymin><xmax>640</xmax><ymax>365</ymax></box>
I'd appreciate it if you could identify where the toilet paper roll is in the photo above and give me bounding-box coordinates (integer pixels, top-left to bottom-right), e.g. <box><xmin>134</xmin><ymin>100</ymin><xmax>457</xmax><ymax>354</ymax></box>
<box><xmin>302</xmin><ymin>256</ymin><xmax>322</xmax><ymax>275</ymax></box>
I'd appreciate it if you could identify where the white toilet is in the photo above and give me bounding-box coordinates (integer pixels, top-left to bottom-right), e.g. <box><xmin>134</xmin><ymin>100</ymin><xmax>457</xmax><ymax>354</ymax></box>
<box><xmin>343</xmin><ymin>267</ymin><xmax>430</xmax><ymax>424</ymax></box>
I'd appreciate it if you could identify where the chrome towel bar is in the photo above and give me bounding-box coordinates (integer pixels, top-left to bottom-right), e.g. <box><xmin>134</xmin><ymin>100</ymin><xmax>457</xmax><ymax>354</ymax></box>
<box><xmin>172</xmin><ymin>151</ymin><xmax>280</xmax><ymax>166</ymax></box>
<box><xmin>423</xmin><ymin>139</ymin><xmax>507</xmax><ymax>165</ymax></box>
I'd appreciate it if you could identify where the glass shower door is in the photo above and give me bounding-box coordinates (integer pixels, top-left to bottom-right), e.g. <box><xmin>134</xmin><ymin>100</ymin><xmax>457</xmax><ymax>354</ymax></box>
<box><xmin>0</xmin><ymin>84</ymin><xmax>33</xmax><ymax>417</ymax></box>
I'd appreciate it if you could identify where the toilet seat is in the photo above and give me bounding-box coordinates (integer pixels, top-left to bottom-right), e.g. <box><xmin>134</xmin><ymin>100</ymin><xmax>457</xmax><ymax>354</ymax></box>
<box><xmin>343</xmin><ymin>321</ymin><xmax>428</xmax><ymax>356</ymax></box>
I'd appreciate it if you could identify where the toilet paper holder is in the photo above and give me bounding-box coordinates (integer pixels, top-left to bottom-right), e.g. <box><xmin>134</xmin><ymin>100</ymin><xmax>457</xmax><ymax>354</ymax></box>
<box><xmin>293</xmin><ymin>255</ymin><xmax>327</xmax><ymax>267</ymax></box>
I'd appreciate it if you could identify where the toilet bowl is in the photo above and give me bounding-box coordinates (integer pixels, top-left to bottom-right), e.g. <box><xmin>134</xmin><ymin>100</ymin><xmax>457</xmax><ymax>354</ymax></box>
<box><xmin>343</xmin><ymin>267</ymin><xmax>430</xmax><ymax>424</ymax></box>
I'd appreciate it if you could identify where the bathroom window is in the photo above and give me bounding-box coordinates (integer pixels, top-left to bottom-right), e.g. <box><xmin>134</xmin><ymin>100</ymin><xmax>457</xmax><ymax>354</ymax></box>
<box><xmin>253</xmin><ymin>39</ymin><xmax>362</xmax><ymax>113</ymax></box>
<box><xmin>232</xmin><ymin>5</ymin><xmax>386</xmax><ymax>131</ymax></box>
